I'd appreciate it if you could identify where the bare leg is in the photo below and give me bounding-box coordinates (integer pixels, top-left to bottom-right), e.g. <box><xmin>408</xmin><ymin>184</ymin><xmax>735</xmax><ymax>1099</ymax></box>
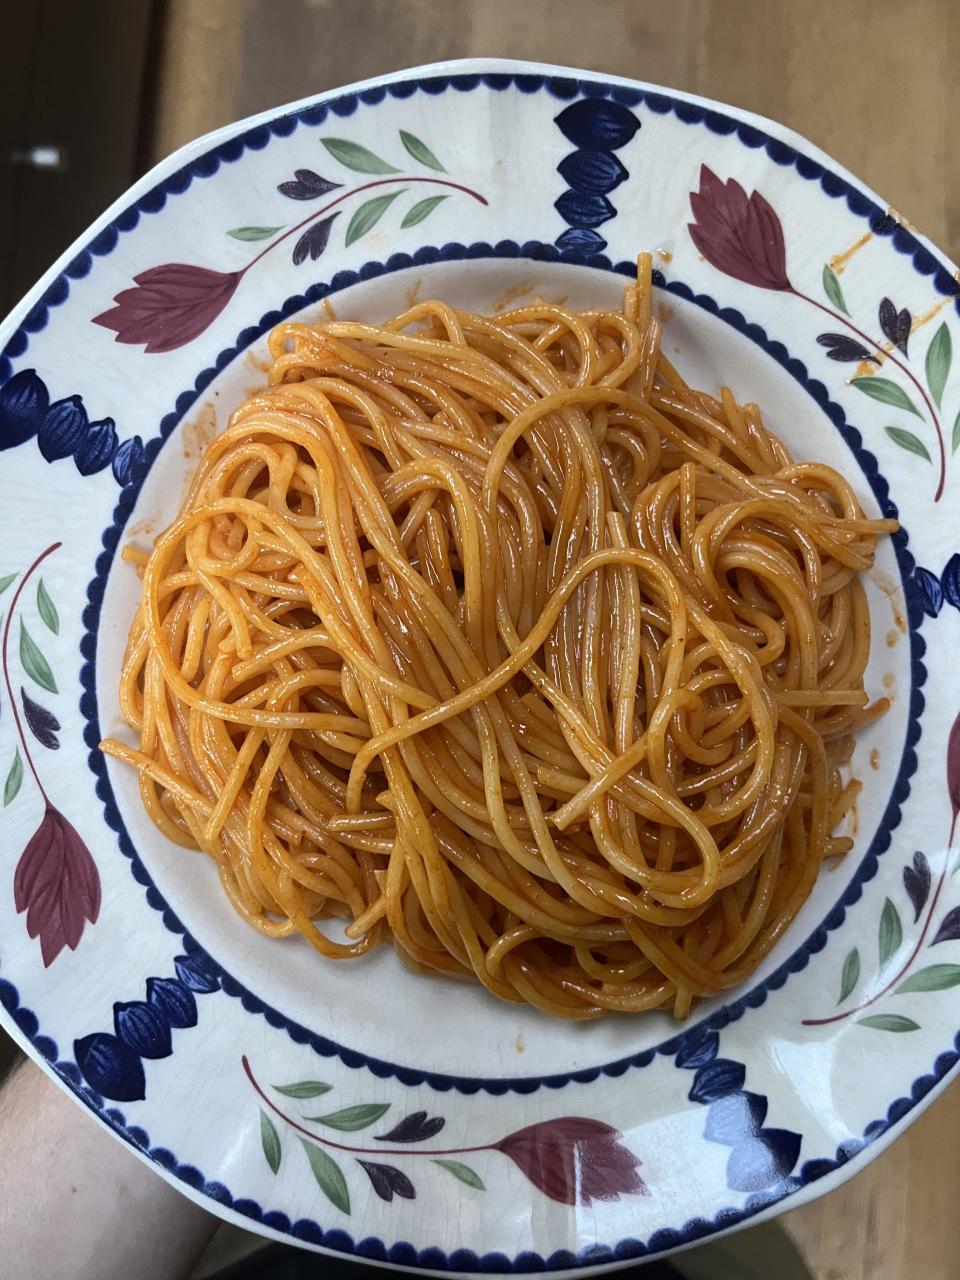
<box><xmin>0</xmin><ymin>1059</ymin><xmax>217</xmax><ymax>1280</ymax></box>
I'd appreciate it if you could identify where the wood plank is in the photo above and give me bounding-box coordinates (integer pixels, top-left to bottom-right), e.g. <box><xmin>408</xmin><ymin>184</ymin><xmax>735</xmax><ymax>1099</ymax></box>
<box><xmin>151</xmin><ymin>0</ymin><xmax>957</xmax><ymax>260</ymax></box>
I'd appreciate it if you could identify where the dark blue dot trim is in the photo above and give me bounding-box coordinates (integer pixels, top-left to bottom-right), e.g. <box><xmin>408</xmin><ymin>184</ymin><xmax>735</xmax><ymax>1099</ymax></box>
<box><xmin>78</xmin><ymin>239</ymin><xmax>923</xmax><ymax>1096</ymax></box>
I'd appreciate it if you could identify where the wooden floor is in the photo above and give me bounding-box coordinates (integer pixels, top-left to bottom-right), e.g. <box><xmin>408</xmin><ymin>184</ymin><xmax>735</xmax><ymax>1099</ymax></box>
<box><xmin>151</xmin><ymin>3</ymin><xmax>960</xmax><ymax>1277</ymax></box>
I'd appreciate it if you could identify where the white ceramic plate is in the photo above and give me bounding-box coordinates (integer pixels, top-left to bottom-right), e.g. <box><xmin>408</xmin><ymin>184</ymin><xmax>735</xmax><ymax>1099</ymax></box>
<box><xmin>1</xmin><ymin>58</ymin><xmax>958</xmax><ymax>1276</ymax></box>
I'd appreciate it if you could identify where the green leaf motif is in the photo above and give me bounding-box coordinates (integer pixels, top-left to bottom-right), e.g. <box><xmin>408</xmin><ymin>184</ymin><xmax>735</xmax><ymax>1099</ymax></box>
<box><xmin>305</xmin><ymin>1103</ymin><xmax>390</xmax><ymax>1132</ymax></box>
<box><xmin>857</xmin><ymin>1014</ymin><xmax>920</xmax><ymax>1032</ymax></box>
<box><xmin>953</xmin><ymin>408</ymin><xmax>960</xmax><ymax>454</ymax></box>
<box><xmin>822</xmin><ymin>264</ymin><xmax>849</xmax><ymax>316</ymax></box>
<box><xmin>299</xmin><ymin>1138</ymin><xmax>350</xmax><ymax>1214</ymax></box>
<box><xmin>260</xmin><ymin>1109</ymin><xmax>282</xmax><ymax>1175</ymax></box>
<box><xmin>884</xmin><ymin>426</ymin><xmax>931</xmax><ymax>462</ymax></box>
<box><xmin>399</xmin><ymin>129</ymin><xmax>446</xmax><ymax>172</ymax></box>
<box><xmin>4</xmin><ymin>750</ymin><xmax>23</xmax><ymax>806</ymax></box>
<box><xmin>344</xmin><ymin>191</ymin><xmax>404</xmax><ymax>247</ymax></box>
<box><xmin>321</xmin><ymin>138</ymin><xmax>400</xmax><ymax>175</ymax></box>
<box><xmin>925</xmin><ymin>321</ymin><xmax>952</xmax><ymax>410</ymax></box>
<box><xmin>0</xmin><ymin>573</ymin><xmax>17</xmax><ymax>596</ymax></box>
<box><xmin>36</xmin><ymin>578</ymin><xmax>59</xmax><ymax>635</ymax></box>
<box><xmin>838</xmin><ymin>947</ymin><xmax>860</xmax><ymax>1004</ymax></box>
<box><xmin>227</xmin><ymin>225</ymin><xmax>284</xmax><ymax>241</ymax></box>
<box><xmin>851</xmin><ymin>376</ymin><xmax>921</xmax><ymax>417</ymax></box>
<box><xmin>272</xmin><ymin>1080</ymin><xmax>332</xmax><ymax>1099</ymax></box>
<box><xmin>19</xmin><ymin>619</ymin><xmax>57</xmax><ymax>694</ymax></box>
<box><xmin>896</xmin><ymin>963</ymin><xmax>960</xmax><ymax>994</ymax></box>
<box><xmin>878</xmin><ymin>897</ymin><xmax>903</xmax><ymax>968</ymax></box>
<box><xmin>401</xmin><ymin>195</ymin><xmax>449</xmax><ymax>229</ymax></box>
<box><xmin>433</xmin><ymin>1158</ymin><xmax>485</xmax><ymax>1190</ymax></box>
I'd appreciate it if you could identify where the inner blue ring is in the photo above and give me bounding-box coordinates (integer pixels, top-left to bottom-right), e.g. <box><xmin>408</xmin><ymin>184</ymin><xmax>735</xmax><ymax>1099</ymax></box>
<box><xmin>79</xmin><ymin>242</ymin><xmax>926</xmax><ymax>1095</ymax></box>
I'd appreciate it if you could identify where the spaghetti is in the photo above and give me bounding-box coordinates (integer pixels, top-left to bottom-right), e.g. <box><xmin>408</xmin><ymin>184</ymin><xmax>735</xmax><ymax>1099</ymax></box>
<box><xmin>102</xmin><ymin>255</ymin><xmax>893</xmax><ymax>1019</ymax></box>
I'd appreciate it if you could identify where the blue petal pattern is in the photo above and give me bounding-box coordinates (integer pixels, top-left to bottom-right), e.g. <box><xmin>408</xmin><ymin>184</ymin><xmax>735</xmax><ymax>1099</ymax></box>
<box><xmin>676</xmin><ymin>1041</ymin><xmax>801</xmax><ymax>1193</ymax></box>
<box><xmin>726</xmin><ymin>1129</ymin><xmax>802</xmax><ymax>1193</ymax></box>
<box><xmin>38</xmin><ymin>396</ymin><xmax>88</xmax><ymax>461</ymax></box>
<box><xmin>704</xmin><ymin>1092</ymin><xmax>767</xmax><ymax>1145</ymax></box>
<box><xmin>554</xmin><ymin>190</ymin><xmax>616</xmax><ymax>229</ymax></box>
<box><xmin>674</xmin><ymin>1032</ymin><xmax>719</xmax><ymax>1070</ymax></box>
<box><xmin>688</xmin><ymin>1058</ymin><xmax>746</xmax><ymax>1104</ymax></box>
<box><xmin>0</xmin><ymin>367</ymin><xmax>133</xmax><ymax>482</ymax></box>
<box><xmin>114</xmin><ymin>1000</ymin><xmax>173</xmax><ymax>1058</ymax></box>
<box><xmin>76</xmin><ymin>956</ymin><xmax>219</xmax><ymax>1101</ymax></box>
<box><xmin>555</xmin><ymin>227</ymin><xmax>607</xmax><ymax>254</ymax></box>
<box><xmin>111</xmin><ymin>434</ymin><xmax>145</xmax><ymax>485</ymax></box>
<box><xmin>74</xmin><ymin>1032</ymin><xmax>146</xmax><ymax>1101</ymax></box>
<box><xmin>74</xmin><ymin>418</ymin><xmax>118</xmax><ymax>476</ymax></box>
<box><xmin>174</xmin><ymin>952</ymin><xmax>220</xmax><ymax>993</ymax></box>
<box><xmin>942</xmin><ymin>553</ymin><xmax>960</xmax><ymax>610</ymax></box>
<box><xmin>912</xmin><ymin>566</ymin><xmax>944</xmax><ymax>618</ymax></box>
<box><xmin>147</xmin><ymin>977</ymin><xmax>198</xmax><ymax>1029</ymax></box>
<box><xmin>557</xmin><ymin>150</ymin><xmax>627</xmax><ymax>195</ymax></box>
<box><xmin>553</xmin><ymin>98</ymin><xmax>640</xmax><ymax>255</ymax></box>
<box><xmin>0</xmin><ymin>369</ymin><xmax>49</xmax><ymax>450</ymax></box>
<box><xmin>555</xmin><ymin>99</ymin><xmax>641</xmax><ymax>149</ymax></box>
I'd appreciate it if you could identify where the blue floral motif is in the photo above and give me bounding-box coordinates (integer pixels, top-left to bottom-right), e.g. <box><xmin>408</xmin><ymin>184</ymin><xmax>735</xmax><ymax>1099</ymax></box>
<box><xmin>942</xmin><ymin>554</ymin><xmax>960</xmax><ymax>610</ymax></box>
<box><xmin>111</xmin><ymin>434</ymin><xmax>146</xmax><ymax>486</ymax></box>
<box><xmin>726</xmin><ymin>1131</ymin><xmax>802</xmax><ymax>1193</ymax></box>
<box><xmin>554</xmin><ymin>191</ymin><xmax>616</xmax><ymax>229</ymax></box>
<box><xmin>553</xmin><ymin>99</ymin><xmax>640</xmax><ymax>255</ymax></box>
<box><xmin>674</xmin><ymin>1032</ymin><xmax>802</xmax><ymax>1199</ymax></box>
<box><xmin>0</xmin><ymin>369</ymin><xmax>49</xmax><ymax>449</ymax></box>
<box><xmin>554</xmin><ymin>99</ymin><xmax>641</xmax><ymax>150</ymax></box>
<box><xmin>0</xmin><ymin>367</ymin><xmax>141</xmax><ymax>485</ymax></box>
<box><xmin>114</xmin><ymin>1001</ymin><xmax>173</xmax><ymax>1059</ymax></box>
<box><xmin>74</xmin><ymin>1031</ymin><xmax>146</xmax><ymax>1102</ymax></box>
<box><xmin>911</xmin><ymin>556</ymin><xmax>960</xmax><ymax>618</ymax></box>
<box><xmin>75</xmin><ymin>417</ymin><xmax>119</xmax><ymax>476</ymax></box>
<box><xmin>74</xmin><ymin>953</ymin><xmax>220</xmax><ymax>1101</ymax></box>
<box><xmin>147</xmin><ymin>976</ymin><xmax>198</xmax><ymax>1028</ymax></box>
<box><xmin>687</xmin><ymin>1058</ymin><xmax>746</xmax><ymax>1104</ymax></box>
<box><xmin>704</xmin><ymin>1092</ymin><xmax>767</xmax><ymax>1144</ymax></box>
<box><xmin>174</xmin><ymin>952</ymin><xmax>221</xmax><ymax>993</ymax></box>
<box><xmin>37</xmin><ymin>396</ymin><xmax>87</xmax><ymax>461</ymax></box>
<box><xmin>556</xmin><ymin>151</ymin><xmax>627</xmax><ymax>195</ymax></box>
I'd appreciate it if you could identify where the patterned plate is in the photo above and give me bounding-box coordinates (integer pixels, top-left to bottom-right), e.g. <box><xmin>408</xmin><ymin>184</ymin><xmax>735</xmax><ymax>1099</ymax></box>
<box><xmin>1</xmin><ymin>58</ymin><xmax>958</xmax><ymax>1276</ymax></box>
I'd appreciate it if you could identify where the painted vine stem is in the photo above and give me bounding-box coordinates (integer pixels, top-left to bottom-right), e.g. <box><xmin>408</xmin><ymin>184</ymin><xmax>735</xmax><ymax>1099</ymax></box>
<box><xmin>93</xmin><ymin>130</ymin><xmax>489</xmax><ymax>354</ymax></box>
<box><xmin>1</xmin><ymin>543</ymin><xmax>101</xmax><ymax>964</ymax></box>
<box><xmin>688</xmin><ymin>165</ymin><xmax>955</xmax><ymax>501</ymax></box>
<box><xmin>802</xmin><ymin>709</ymin><xmax>960</xmax><ymax>1032</ymax></box>
<box><xmin>243</xmin><ymin>1055</ymin><xmax>646</xmax><ymax>1211</ymax></box>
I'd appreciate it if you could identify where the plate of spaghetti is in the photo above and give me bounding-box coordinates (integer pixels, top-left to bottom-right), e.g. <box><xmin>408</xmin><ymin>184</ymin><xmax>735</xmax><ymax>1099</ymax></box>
<box><xmin>1</xmin><ymin>59</ymin><xmax>958</xmax><ymax>1275</ymax></box>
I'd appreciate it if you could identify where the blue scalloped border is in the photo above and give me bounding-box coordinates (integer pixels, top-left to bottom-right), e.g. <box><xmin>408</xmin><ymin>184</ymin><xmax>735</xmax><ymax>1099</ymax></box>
<box><xmin>76</xmin><ymin>240</ymin><xmax>925</xmax><ymax>1097</ymax></box>
<box><xmin>1</xmin><ymin>971</ymin><xmax>957</xmax><ymax>1273</ymax></box>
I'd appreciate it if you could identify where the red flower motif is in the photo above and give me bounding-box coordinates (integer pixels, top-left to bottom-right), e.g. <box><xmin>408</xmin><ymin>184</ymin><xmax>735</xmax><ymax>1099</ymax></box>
<box><xmin>14</xmin><ymin>805</ymin><xmax>101</xmax><ymax>966</ymax></box>
<box><xmin>494</xmin><ymin>1118</ymin><xmax>646</xmax><ymax>1205</ymax></box>
<box><xmin>93</xmin><ymin>264</ymin><xmax>241</xmax><ymax>354</ymax></box>
<box><xmin>689</xmin><ymin>165</ymin><xmax>791</xmax><ymax>291</ymax></box>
